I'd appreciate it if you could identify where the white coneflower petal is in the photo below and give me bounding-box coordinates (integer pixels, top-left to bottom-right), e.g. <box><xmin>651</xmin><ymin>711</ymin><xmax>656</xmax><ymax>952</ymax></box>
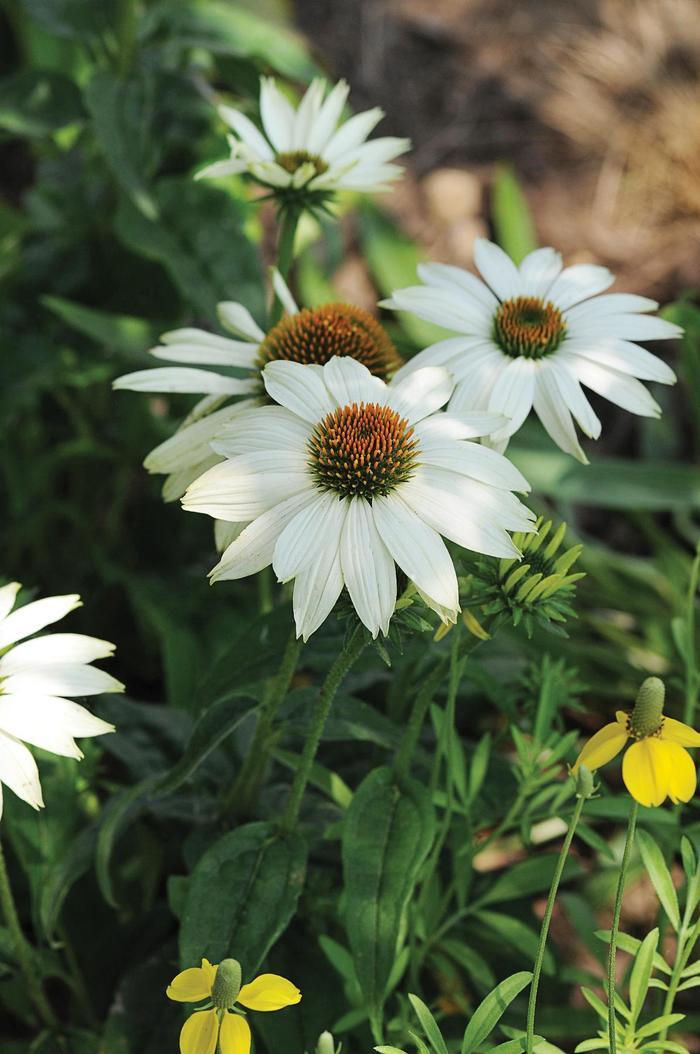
<box><xmin>0</xmin><ymin>588</ymin><xmax>117</xmax><ymax>815</ymax></box>
<box><xmin>182</xmin><ymin>356</ymin><xmax>532</xmax><ymax>637</ymax></box>
<box><xmin>384</xmin><ymin>238</ymin><xmax>679</xmax><ymax>461</ymax></box>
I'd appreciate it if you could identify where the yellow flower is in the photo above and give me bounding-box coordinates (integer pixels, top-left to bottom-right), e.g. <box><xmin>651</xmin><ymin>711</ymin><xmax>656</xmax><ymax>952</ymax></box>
<box><xmin>573</xmin><ymin>677</ymin><xmax>700</xmax><ymax>807</ymax></box>
<box><xmin>166</xmin><ymin>957</ymin><xmax>301</xmax><ymax>1054</ymax></box>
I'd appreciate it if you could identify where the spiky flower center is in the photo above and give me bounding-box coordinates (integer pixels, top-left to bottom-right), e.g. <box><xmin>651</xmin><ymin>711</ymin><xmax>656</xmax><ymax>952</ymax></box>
<box><xmin>628</xmin><ymin>676</ymin><xmax>666</xmax><ymax>739</ymax></box>
<box><xmin>258</xmin><ymin>304</ymin><xmax>400</xmax><ymax>380</ymax></box>
<box><xmin>275</xmin><ymin>150</ymin><xmax>329</xmax><ymax>177</ymax></box>
<box><xmin>494</xmin><ymin>296</ymin><xmax>566</xmax><ymax>359</ymax></box>
<box><xmin>308</xmin><ymin>402</ymin><xmax>419</xmax><ymax>499</ymax></box>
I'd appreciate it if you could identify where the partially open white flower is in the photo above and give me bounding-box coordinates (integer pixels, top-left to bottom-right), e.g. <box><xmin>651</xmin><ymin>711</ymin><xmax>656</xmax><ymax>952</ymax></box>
<box><xmin>197</xmin><ymin>77</ymin><xmax>409</xmax><ymax>200</ymax></box>
<box><xmin>113</xmin><ymin>274</ymin><xmax>401</xmax><ymax>551</ymax></box>
<box><xmin>182</xmin><ymin>357</ymin><xmax>534</xmax><ymax>640</ymax></box>
<box><xmin>383</xmin><ymin>239</ymin><xmax>680</xmax><ymax>462</ymax></box>
<box><xmin>0</xmin><ymin>584</ymin><xmax>119</xmax><ymax>817</ymax></box>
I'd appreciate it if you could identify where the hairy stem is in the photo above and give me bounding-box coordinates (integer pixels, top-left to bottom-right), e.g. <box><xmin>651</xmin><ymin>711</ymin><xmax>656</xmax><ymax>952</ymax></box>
<box><xmin>269</xmin><ymin>207</ymin><xmax>301</xmax><ymax>327</ymax></box>
<box><xmin>608</xmin><ymin>801</ymin><xmax>639</xmax><ymax>1054</ymax></box>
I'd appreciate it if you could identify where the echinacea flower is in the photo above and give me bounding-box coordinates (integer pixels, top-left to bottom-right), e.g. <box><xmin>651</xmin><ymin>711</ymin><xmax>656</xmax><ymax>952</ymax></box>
<box><xmin>182</xmin><ymin>355</ymin><xmax>534</xmax><ymax>640</ymax></box>
<box><xmin>113</xmin><ymin>274</ymin><xmax>401</xmax><ymax>551</ymax></box>
<box><xmin>198</xmin><ymin>76</ymin><xmax>409</xmax><ymax>207</ymax></box>
<box><xmin>573</xmin><ymin>677</ymin><xmax>700</xmax><ymax>807</ymax></box>
<box><xmin>166</xmin><ymin>957</ymin><xmax>300</xmax><ymax>1054</ymax></box>
<box><xmin>382</xmin><ymin>239</ymin><xmax>680</xmax><ymax>462</ymax></box>
<box><xmin>0</xmin><ymin>583</ymin><xmax>119</xmax><ymax>817</ymax></box>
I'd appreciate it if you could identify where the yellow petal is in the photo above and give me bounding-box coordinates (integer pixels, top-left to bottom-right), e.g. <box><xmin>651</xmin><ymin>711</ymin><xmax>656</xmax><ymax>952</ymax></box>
<box><xmin>660</xmin><ymin>716</ymin><xmax>700</xmax><ymax>748</ymax></box>
<box><xmin>237</xmin><ymin>973</ymin><xmax>302</xmax><ymax>1012</ymax></box>
<box><xmin>573</xmin><ymin>722</ymin><xmax>627</xmax><ymax>773</ymax></box>
<box><xmin>220</xmin><ymin>1012</ymin><xmax>252</xmax><ymax>1054</ymax></box>
<box><xmin>622</xmin><ymin>739</ymin><xmax>670</xmax><ymax>807</ymax></box>
<box><xmin>179</xmin><ymin>1009</ymin><xmax>219</xmax><ymax>1054</ymax></box>
<box><xmin>615</xmin><ymin>711</ymin><xmax>629</xmax><ymax>728</ymax></box>
<box><xmin>167</xmin><ymin>966</ymin><xmax>212</xmax><ymax>1003</ymax></box>
<box><xmin>662</xmin><ymin>741</ymin><xmax>697</xmax><ymax>804</ymax></box>
<box><xmin>200</xmin><ymin>959</ymin><xmax>218</xmax><ymax>992</ymax></box>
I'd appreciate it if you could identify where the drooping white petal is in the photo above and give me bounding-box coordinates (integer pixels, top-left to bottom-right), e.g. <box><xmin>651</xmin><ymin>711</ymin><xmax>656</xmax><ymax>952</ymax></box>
<box><xmin>292</xmin><ymin>520</ymin><xmax>347</xmax><ymax>641</ymax></box>
<box><xmin>210</xmin><ymin>491</ymin><xmax>316</xmax><ymax>582</ymax></box>
<box><xmin>0</xmin><ymin>696</ymin><xmax>113</xmax><ymax>756</ymax></box>
<box><xmin>419</xmin><ymin>439</ymin><xmax>530</xmax><ymax>491</ymax></box>
<box><xmin>273</xmin><ymin>491</ymin><xmax>348</xmax><ymax>582</ymax></box>
<box><xmin>214</xmin><ymin>520</ymin><xmax>246</xmax><ymax>554</ymax></box>
<box><xmin>321</xmin><ymin>356</ymin><xmax>387</xmax><ymax>408</ymax></box>
<box><xmin>2</xmin><ymin>664</ymin><xmax>124</xmax><ymax>698</ymax></box>
<box><xmin>0</xmin><ymin>583</ymin><xmax>21</xmax><ymax>622</ymax></box>
<box><xmin>213</xmin><ymin>406</ymin><xmax>311</xmax><ymax>458</ymax></box>
<box><xmin>518</xmin><ymin>247</ymin><xmax>563</xmax><ymax>298</ymax></box>
<box><xmin>215</xmin><ymin>302</ymin><xmax>265</xmax><ymax>343</ymax></box>
<box><xmin>0</xmin><ymin>634</ymin><xmax>115</xmax><ymax>674</ymax></box>
<box><xmin>473</xmin><ymin>239</ymin><xmax>522</xmax><ymax>301</ymax></box>
<box><xmin>195</xmin><ymin>158</ymin><xmax>250</xmax><ymax>181</ymax></box>
<box><xmin>113</xmin><ymin>367</ymin><xmax>256</xmax><ymax>396</ymax></box>
<box><xmin>569</xmin><ymin>313</ymin><xmax>682</xmax><ymax>342</ymax></box>
<box><xmin>149</xmin><ymin>338</ymin><xmax>258</xmax><ymax>369</ymax></box>
<box><xmin>271</xmin><ymin>268</ymin><xmax>299</xmax><ymax>317</ymax></box>
<box><xmin>544</xmin><ymin>359</ymin><xmax>601</xmax><ymax>439</ymax></box>
<box><xmin>340</xmin><ymin>498</ymin><xmax>396</xmax><ymax>638</ymax></box>
<box><xmin>384</xmin><ymin>286</ymin><xmax>491</xmax><ymax>335</ymax></box>
<box><xmin>145</xmin><ymin>404</ymin><xmax>254</xmax><ymax>475</ymax></box>
<box><xmin>0</xmin><ymin>731</ymin><xmax>43</xmax><ymax>810</ymax></box>
<box><xmin>563</xmin><ymin>354</ymin><xmax>662</xmax><ymax>417</ymax></box>
<box><xmin>532</xmin><ymin>368</ymin><xmax>587</xmax><ymax>463</ymax></box>
<box><xmin>391</xmin><ymin>337</ymin><xmax>489</xmax><ymax>382</ymax></box>
<box><xmin>564</xmin><ymin>293</ymin><xmax>659</xmax><ymax>321</ymax></box>
<box><xmin>564</xmin><ymin>338</ymin><xmax>676</xmax><ymax>384</ymax></box>
<box><xmin>323</xmin><ymin>107</ymin><xmax>384</xmax><ymax>162</ymax></box>
<box><xmin>372</xmin><ymin>493</ymin><xmax>459</xmax><ymax>615</ymax></box>
<box><xmin>162</xmin><ymin>455</ymin><xmax>221</xmax><ymax>502</ymax></box>
<box><xmin>416</xmin><ymin>262</ymin><xmax>500</xmax><ymax>312</ymax></box>
<box><xmin>0</xmin><ymin>595</ymin><xmax>82</xmax><ymax>650</ymax></box>
<box><xmin>218</xmin><ymin>105</ymin><xmax>274</xmax><ymax>160</ymax></box>
<box><xmin>182</xmin><ymin>451</ymin><xmax>312</xmax><ymax>521</ymax></box>
<box><xmin>486</xmin><ymin>356</ymin><xmax>537</xmax><ymax>437</ymax></box>
<box><xmin>259</xmin><ymin>77</ymin><xmax>296</xmax><ymax>152</ymax></box>
<box><xmin>387</xmin><ymin>367</ymin><xmax>453</xmax><ymax>423</ymax></box>
<box><xmin>263</xmin><ymin>360</ymin><xmax>336</xmax><ymax>422</ymax></box>
<box><xmin>413</xmin><ymin>411</ymin><xmax>508</xmax><ymax>442</ymax></box>
<box><xmin>547</xmin><ymin>264</ymin><xmax>615</xmax><ymax>311</ymax></box>
<box><xmin>400</xmin><ymin>472</ymin><xmax>526</xmax><ymax>553</ymax></box>
<box><xmin>446</xmin><ymin>346</ymin><xmax>504</xmax><ymax>414</ymax></box>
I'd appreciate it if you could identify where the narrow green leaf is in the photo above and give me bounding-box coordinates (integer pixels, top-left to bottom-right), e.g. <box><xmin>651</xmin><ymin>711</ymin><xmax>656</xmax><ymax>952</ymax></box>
<box><xmin>637</xmin><ymin>831</ymin><xmax>681</xmax><ymax>931</ymax></box>
<box><xmin>491</xmin><ymin>165</ymin><xmax>537</xmax><ymax>264</ymax></box>
<box><xmin>635</xmin><ymin>1013</ymin><xmax>685</xmax><ymax>1041</ymax></box>
<box><xmin>157</xmin><ymin>696</ymin><xmax>258</xmax><ymax>795</ymax></box>
<box><xmin>629</xmin><ymin>928</ymin><xmax>659</xmax><ymax>1023</ymax></box>
<box><xmin>476</xmin><ymin>854</ymin><xmax>581</xmax><ymax>906</ymax></box>
<box><xmin>461</xmin><ymin>972</ymin><xmax>532</xmax><ymax>1054</ymax></box>
<box><xmin>42</xmin><ymin>295</ymin><xmax>158</xmax><ymax>358</ymax></box>
<box><xmin>39</xmin><ymin>826</ymin><xmax>96</xmax><ymax>940</ymax></box>
<box><xmin>180</xmin><ymin>821</ymin><xmax>307</xmax><ymax>975</ymax></box>
<box><xmin>595</xmin><ymin>930</ymin><xmax>672</xmax><ymax>975</ymax></box>
<box><xmin>408</xmin><ymin>994</ymin><xmax>448</xmax><ymax>1054</ymax></box>
<box><xmin>0</xmin><ymin>70</ymin><xmax>83</xmax><ymax>136</ymax></box>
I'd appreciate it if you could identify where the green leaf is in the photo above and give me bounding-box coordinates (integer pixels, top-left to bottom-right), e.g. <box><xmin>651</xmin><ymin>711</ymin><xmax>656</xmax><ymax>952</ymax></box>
<box><xmin>461</xmin><ymin>972</ymin><xmax>532</xmax><ymax>1054</ymax></box>
<box><xmin>342</xmin><ymin>767</ymin><xmax>435</xmax><ymax>1018</ymax></box>
<box><xmin>475</xmin><ymin>911</ymin><xmax>554</xmax><ymax>974</ymax></box>
<box><xmin>179</xmin><ymin>821</ymin><xmax>307</xmax><ymax>975</ymax></box>
<box><xmin>580</xmin><ymin>986</ymin><xmax>609</xmax><ymax>1023</ymax></box>
<box><xmin>0</xmin><ymin>70</ymin><xmax>83</xmax><ymax>136</ymax></box>
<box><xmin>635</xmin><ymin>1013</ymin><xmax>685</xmax><ymax>1041</ymax></box>
<box><xmin>21</xmin><ymin>0</ymin><xmax>119</xmax><ymax>39</ymax></box>
<box><xmin>96</xmin><ymin>775</ymin><xmax>161</xmax><ymax>908</ymax></box>
<box><xmin>573</xmin><ymin>1042</ymin><xmax>608</xmax><ymax>1052</ymax></box>
<box><xmin>375</xmin><ymin>1048</ymin><xmax>409</xmax><ymax>1054</ymax></box>
<box><xmin>84</xmin><ymin>72</ymin><xmax>159</xmax><ymax>220</ymax></box>
<box><xmin>629</xmin><ymin>928</ymin><xmax>659</xmax><ymax>1023</ymax></box>
<box><xmin>467</xmin><ymin>733</ymin><xmax>492</xmax><ymax>805</ymax></box>
<box><xmin>491</xmin><ymin>164</ymin><xmax>538</xmax><ymax>264</ymax></box>
<box><xmin>637</xmin><ymin>831</ymin><xmax>681</xmax><ymax>931</ymax></box>
<box><xmin>157</xmin><ymin>695</ymin><xmax>258</xmax><ymax>795</ymax></box>
<box><xmin>39</xmin><ymin>826</ymin><xmax>96</xmax><ymax>940</ymax></box>
<box><xmin>408</xmin><ymin>994</ymin><xmax>448</xmax><ymax>1054</ymax></box>
<box><xmin>441</xmin><ymin>939</ymin><xmax>497</xmax><ymax>991</ymax></box>
<box><xmin>476</xmin><ymin>854</ymin><xmax>581</xmax><ymax>906</ymax></box>
<box><xmin>115</xmin><ymin>177</ymin><xmax>264</xmax><ymax>320</ymax></box>
<box><xmin>42</xmin><ymin>295</ymin><xmax>158</xmax><ymax>358</ymax></box>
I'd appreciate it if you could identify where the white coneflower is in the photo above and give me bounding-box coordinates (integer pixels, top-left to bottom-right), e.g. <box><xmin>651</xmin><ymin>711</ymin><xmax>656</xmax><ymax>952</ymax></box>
<box><xmin>382</xmin><ymin>239</ymin><xmax>680</xmax><ymax>462</ymax></box>
<box><xmin>197</xmin><ymin>76</ymin><xmax>409</xmax><ymax>204</ymax></box>
<box><xmin>113</xmin><ymin>274</ymin><xmax>401</xmax><ymax>549</ymax></box>
<box><xmin>0</xmin><ymin>584</ymin><xmax>119</xmax><ymax>817</ymax></box>
<box><xmin>182</xmin><ymin>356</ymin><xmax>534</xmax><ymax>640</ymax></box>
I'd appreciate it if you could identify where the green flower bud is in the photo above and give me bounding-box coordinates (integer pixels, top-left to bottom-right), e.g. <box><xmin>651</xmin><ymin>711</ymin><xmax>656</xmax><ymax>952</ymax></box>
<box><xmin>630</xmin><ymin>677</ymin><xmax>665</xmax><ymax>739</ymax></box>
<box><xmin>575</xmin><ymin>763</ymin><xmax>596</xmax><ymax>799</ymax></box>
<box><xmin>316</xmin><ymin>1031</ymin><xmax>339</xmax><ymax>1054</ymax></box>
<box><xmin>212</xmin><ymin>958</ymin><xmax>242</xmax><ymax>1010</ymax></box>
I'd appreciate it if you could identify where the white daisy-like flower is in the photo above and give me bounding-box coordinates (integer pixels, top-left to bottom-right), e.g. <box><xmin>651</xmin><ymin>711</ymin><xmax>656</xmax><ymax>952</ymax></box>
<box><xmin>382</xmin><ymin>239</ymin><xmax>681</xmax><ymax>462</ymax></box>
<box><xmin>0</xmin><ymin>584</ymin><xmax>120</xmax><ymax>817</ymax></box>
<box><xmin>113</xmin><ymin>274</ymin><xmax>401</xmax><ymax>550</ymax></box>
<box><xmin>182</xmin><ymin>356</ymin><xmax>534</xmax><ymax>641</ymax></box>
<box><xmin>197</xmin><ymin>76</ymin><xmax>410</xmax><ymax>201</ymax></box>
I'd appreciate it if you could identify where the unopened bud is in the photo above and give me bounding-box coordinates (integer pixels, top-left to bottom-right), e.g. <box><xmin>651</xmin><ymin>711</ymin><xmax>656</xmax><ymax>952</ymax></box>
<box><xmin>575</xmin><ymin>763</ymin><xmax>595</xmax><ymax>799</ymax></box>
<box><xmin>316</xmin><ymin>1032</ymin><xmax>338</xmax><ymax>1054</ymax></box>
<box><xmin>212</xmin><ymin>959</ymin><xmax>242</xmax><ymax>1010</ymax></box>
<box><xmin>630</xmin><ymin>677</ymin><xmax>665</xmax><ymax>739</ymax></box>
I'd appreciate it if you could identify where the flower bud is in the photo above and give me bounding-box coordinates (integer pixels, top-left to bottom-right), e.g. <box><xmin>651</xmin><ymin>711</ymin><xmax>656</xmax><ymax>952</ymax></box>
<box><xmin>316</xmin><ymin>1031</ymin><xmax>338</xmax><ymax>1054</ymax></box>
<box><xmin>630</xmin><ymin>677</ymin><xmax>665</xmax><ymax>739</ymax></box>
<box><xmin>212</xmin><ymin>958</ymin><xmax>242</xmax><ymax>1010</ymax></box>
<box><xmin>574</xmin><ymin>763</ymin><xmax>595</xmax><ymax>799</ymax></box>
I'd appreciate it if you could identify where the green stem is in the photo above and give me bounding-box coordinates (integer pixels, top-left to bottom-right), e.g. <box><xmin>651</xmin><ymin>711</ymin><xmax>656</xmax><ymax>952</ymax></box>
<box><xmin>659</xmin><ymin>907</ymin><xmax>700</xmax><ymax>1042</ymax></box>
<box><xmin>269</xmin><ymin>208</ymin><xmax>301</xmax><ymax>327</ymax></box>
<box><xmin>282</xmin><ymin>626</ymin><xmax>366</xmax><ymax>829</ymax></box>
<box><xmin>682</xmin><ymin>543</ymin><xmax>700</xmax><ymax>725</ymax></box>
<box><xmin>115</xmin><ymin>0</ymin><xmax>137</xmax><ymax>77</ymax></box>
<box><xmin>526</xmin><ymin>793</ymin><xmax>586</xmax><ymax>1054</ymax></box>
<box><xmin>608</xmin><ymin>801</ymin><xmax>639</xmax><ymax>1054</ymax></box>
<box><xmin>0</xmin><ymin>841</ymin><xmax>59</xmax><ymax>1030</ymax></box>
<box><xmin>393</xmin><ymin>658</ymin><xmax>449</xmax><ymax>779</ymax></box>
<box><xmin>224</xmin><ymin>628</ymin><xmax>303</xmax><ymax>816</ymax></box>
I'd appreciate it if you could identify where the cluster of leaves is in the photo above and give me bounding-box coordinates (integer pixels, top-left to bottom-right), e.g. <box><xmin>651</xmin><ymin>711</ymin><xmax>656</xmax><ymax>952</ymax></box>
<box><xmin>1</xmin><ymin>2</ymin><xmax>700</xmax><ymax>1054</ymax></box>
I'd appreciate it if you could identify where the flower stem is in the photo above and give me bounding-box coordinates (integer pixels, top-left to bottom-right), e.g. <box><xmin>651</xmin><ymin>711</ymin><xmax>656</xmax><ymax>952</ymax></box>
<box><xmin>608</xmin><ymin>801</ymin><xmax>639</xmax><ymax>1054</ymax></box>
<box><xmin>0</xmin><ymin>840</ymin><xmax>59</xmax><ymax>1031</ymax></box>
<box><xmin>269</xmin><ymin>207</ymin><xmax>301</xmax><ymax>327</ymax></box>
<box><xmin>225</xmin><ymin>628</ymin><xmax>303</xmax><ymax>817</ymax></box>
<box><xmin>393</xmin><ymin>658</ymin><xmax>448</xmax><ymax>779</ymax></box>
<box><xmin>682</xmin><ymin>543</ymin><xmax>700</xmax><ymax>726</ymax></box>
<box><xmin>282</xmin><ymin>625</ymin><xmax>366</xmax><ymax>830</ymax></box>
<box><xmin>525</xmin><ymin>792</ymin><xmax>586</xmax><ymax>1054</ymax></box>
<box><xmin>659</xmin><ymin>902</ymin><xmax>700</xmax><ymax>1042</ymax></box>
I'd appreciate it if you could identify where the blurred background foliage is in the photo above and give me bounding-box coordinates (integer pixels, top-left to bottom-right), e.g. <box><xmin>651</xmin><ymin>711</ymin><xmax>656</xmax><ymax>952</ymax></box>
<box><xmin>0</xmin><ymin>0</ymin><xmax>699</xmax><ymax>1051</ymax></box>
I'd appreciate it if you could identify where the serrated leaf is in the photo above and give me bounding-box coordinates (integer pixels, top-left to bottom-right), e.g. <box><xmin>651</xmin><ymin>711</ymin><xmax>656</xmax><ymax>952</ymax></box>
<box><xmin>461</xmin><ymin>972</ymin><xmax>532</xmax><ymax>1054</ymax></box>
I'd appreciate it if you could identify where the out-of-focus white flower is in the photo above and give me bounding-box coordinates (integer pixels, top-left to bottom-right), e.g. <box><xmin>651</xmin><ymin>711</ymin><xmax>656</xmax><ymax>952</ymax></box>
<box><xmin>198</xmin><ymin>77</ymin><xmax>409</xmax><ymax>203</ymax></box>
<box><xmin>183</xmin><ymin>356</ymin><xmax>534</xmax><ymax>640</ymax></box>
<box><xmin>383</xmin><ymin>239</ymin><xmax>680</xmax><ymax>462</ymax></box>
<box><xmin>0</xmin><ymin>584</ymin><xmax>119</xmax><ymax>817</ymax></box>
